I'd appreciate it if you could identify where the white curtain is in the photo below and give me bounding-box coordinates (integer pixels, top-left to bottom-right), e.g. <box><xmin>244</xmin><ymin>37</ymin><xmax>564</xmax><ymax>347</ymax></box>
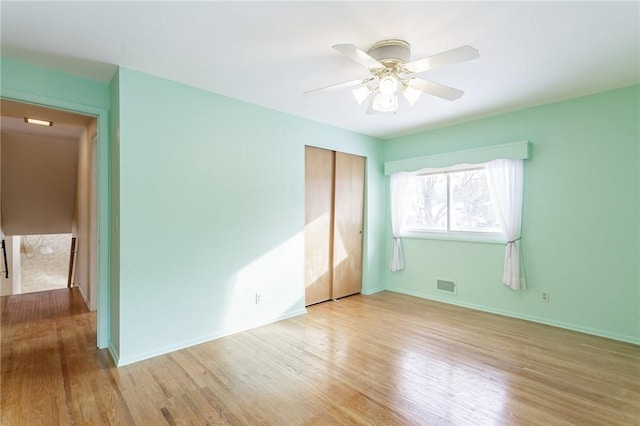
<box><xmin>485</xmin><ymin>159</ymin><xmax>525</xmax><ymax>290</ymax></box>
<box><xmin>389</xmin><ymin>172</ymin><xmax>412</xmax><ymax>271</ymax></box>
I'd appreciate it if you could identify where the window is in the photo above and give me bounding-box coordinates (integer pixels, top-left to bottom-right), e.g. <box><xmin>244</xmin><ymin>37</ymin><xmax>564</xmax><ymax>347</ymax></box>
<box><xmin>404</xmin><ymin>166</ymin><xmax>501</xmax><ymax>235</ymax></box>
<box><xmin>387</xmin><ymin>143</ymin><xmax>528</xmax><ymax>280</ymax></box>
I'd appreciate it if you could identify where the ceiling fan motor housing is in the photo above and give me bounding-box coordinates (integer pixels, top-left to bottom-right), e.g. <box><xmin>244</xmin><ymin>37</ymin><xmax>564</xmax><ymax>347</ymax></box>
<box><xmin>367</xmin><ymin>40</ymin><xmax>411</xmax><ymax>64</ymax></box>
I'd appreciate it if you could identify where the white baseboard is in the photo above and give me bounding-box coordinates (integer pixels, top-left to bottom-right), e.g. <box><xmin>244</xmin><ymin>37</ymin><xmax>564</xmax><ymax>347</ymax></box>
<box><xmin>108</xmin><ymin>342</ymin><xmax>120</xmax><ymax>366</ymax></box>
<box><xmin>116</xmin><ymin>308</ymin><xmax>307</xmax><ymax>367</ymax></box>
<box><xmin>388</xmin><ymin>288</ymin><xmax>640</xmax><ymax>346</ymax></box>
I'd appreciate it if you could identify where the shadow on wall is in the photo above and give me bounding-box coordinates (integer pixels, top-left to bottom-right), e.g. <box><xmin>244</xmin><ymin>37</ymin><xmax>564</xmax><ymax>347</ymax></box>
<box><xmin>20</xmin><ymin>233</ymin><xmax>72</xmax><ymax>294</ymax></box>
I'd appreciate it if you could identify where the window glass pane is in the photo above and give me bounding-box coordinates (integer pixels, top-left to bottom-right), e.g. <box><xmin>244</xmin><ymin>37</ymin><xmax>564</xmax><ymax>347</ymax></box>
<box><xmin>406</xmin><ymin>174</ymin><xmax>447</xmax><ymax>231</ymax></box>
<box><xmin>449</xmin><ymin>169</ymin><xmax>500</xmax><ymax>232</ymax></box>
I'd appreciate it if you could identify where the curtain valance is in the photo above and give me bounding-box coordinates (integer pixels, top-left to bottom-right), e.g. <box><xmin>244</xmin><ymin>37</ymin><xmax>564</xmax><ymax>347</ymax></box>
<box><xmin>384</xmin><ymin>141</ymin><xmax>530</xmax><ymax>175</ymax></box>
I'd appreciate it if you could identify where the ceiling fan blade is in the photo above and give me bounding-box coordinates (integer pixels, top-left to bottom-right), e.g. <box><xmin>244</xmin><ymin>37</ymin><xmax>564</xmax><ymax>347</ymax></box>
<box><xmin>333</xmin><ymin>44</ymin><xmax>385</xmax><ymax>69</ymax></box>
<box><xmin>304</xmin><ymin>77</ymin><xmax>373</xmax><ymax>95</ymax></box>
<box><xmin>408</xmin><ymin>78</ymin><xmax>464</xmax><ymax>101</ymax></box>
<box><xmin>405</xmin><ymin>45</ymin><xmax>479</xmax><ymax>74</ymax></box>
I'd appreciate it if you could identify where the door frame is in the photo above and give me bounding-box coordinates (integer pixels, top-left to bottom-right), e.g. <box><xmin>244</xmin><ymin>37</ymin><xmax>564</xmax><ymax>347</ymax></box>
<box><xmin>2</xmin><ymin>89</ymin><xmax>110</xmax><ymax>349</ymax></box>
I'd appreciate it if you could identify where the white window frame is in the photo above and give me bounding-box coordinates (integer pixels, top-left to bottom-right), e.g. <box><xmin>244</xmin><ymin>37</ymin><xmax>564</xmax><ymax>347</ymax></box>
<box><xmin>401</xmin><ymin>164</ymin><xmax>505</xmax><ymax>244</ymax></box>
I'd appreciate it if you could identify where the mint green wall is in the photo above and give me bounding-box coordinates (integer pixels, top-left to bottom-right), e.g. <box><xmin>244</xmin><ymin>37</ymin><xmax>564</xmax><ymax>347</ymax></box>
<box><xmin>383</xmin><ymin>85</ymin><xmax>640</xmax><ymax>344</ymax></box>
<box><xmin>114</xmin><ymin>68</ymin><xmax>384</xmax><ymax>365</ymax></box>
<box><xmin>5</xmin><ymin>56</ymin><xmax>635</xmax><ymax>365</ymax></box>
<box><xmin>0</xmin><ymin>58</ymin><xmax>110</xmax><ymax>110</ymax></box>
<box><xmin>0</xmin><ymin>58</ymin><xmax>112</xmax><ymax>349</ymax></box>
<box><xmin>108</xmin><ymin>70</ymin><xmax>121</xmax><ymax>357</ymax></box>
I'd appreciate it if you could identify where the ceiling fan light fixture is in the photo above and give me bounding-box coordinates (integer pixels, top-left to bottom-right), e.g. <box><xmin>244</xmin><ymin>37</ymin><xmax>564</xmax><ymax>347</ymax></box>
<box><xmin>352</xmin><ymin>86</ymin><xmax>372</xmax><ymax>105</ymax></box>
<box><xmin>378</xmin><ymin>75</ymin><xmax>399</xmax><ymax>95</ymax></box>
<box><xmin>402</xmin><ymin>85</ymin><xmax>422</xmax><ymax>106</ymax></box>
<box><xmin>372</xmin><ymin>93</ymin><xmax>398</xmax><ymax>113</ymax></box>
<box><xmin>307</xmin><ymin>40</ymin><xmax>479</xmax><ymax>115</ymax></box>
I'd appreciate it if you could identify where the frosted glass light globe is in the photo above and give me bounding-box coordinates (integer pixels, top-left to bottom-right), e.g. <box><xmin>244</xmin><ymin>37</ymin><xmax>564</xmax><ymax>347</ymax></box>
<box><xmin>372</xmin><ymin>93</ymin><xmax>398</xmax><ymax>112</ymax></box>
<box><xmin>378</xmin><ymin>76</ymin><xmax>399</xmax><ymax>95</ymax></box>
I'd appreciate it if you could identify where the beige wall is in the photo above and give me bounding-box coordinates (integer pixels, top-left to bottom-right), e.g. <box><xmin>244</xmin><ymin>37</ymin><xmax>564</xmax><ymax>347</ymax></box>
<box><xmin>1</xmin><ymin>131</ymin><xmax>79</xmax><ymax>235</ymax></box>
<box><xmin>72</xmin><ymin>118</ymin><xmax>98</xmax><ymax>310</ymax></box>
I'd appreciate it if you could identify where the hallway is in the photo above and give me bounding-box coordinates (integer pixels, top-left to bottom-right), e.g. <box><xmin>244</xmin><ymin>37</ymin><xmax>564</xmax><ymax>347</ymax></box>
<box><xmin>0</xmin><ymin>289</ymin><xmax>121</xmax><ymax>424</ymax></box>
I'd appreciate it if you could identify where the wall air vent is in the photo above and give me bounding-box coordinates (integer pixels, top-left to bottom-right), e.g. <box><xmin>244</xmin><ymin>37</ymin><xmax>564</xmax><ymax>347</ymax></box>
<box><xmin>437</xmin><ymin>279</ymin><xmax>457</xmax><ymax>295</ymax></box>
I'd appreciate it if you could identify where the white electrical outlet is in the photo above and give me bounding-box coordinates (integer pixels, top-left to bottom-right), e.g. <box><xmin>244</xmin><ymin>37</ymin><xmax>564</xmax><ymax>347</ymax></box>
<box><xmin>255</xmin><ymin>293</ymin><xmax>263</xmax><ymax>304</ymax></box>
<box><xmin>541</xmin><ymin>291</ymin><xmax>549</xmax><ymax>303</ymax></box>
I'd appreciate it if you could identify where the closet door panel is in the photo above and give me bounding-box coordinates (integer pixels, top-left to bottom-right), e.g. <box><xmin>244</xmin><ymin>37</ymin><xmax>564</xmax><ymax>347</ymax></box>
<box><xmin>332</xmin><ymin>152</ymin><xmax>365</xmax><ymax>299</ymax></box>
<box><xmin>304</xmin><ymin>146</ymin><xmax>334</xmax><ymax>306</ymax></box>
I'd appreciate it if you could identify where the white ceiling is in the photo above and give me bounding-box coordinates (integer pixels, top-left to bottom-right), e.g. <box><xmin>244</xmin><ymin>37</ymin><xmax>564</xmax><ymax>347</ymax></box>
<box><xmin>1</xmin><ymin>1</ymin><xmax>638</xmax><ymax>140</ymax></box>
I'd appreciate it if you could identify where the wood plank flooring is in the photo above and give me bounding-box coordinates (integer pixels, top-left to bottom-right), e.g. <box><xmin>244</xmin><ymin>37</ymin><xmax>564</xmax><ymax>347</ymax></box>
<box><xmin>2</xmin><ymin>289</ymin><xmax>639</xmax><ymax>425</ymax></box>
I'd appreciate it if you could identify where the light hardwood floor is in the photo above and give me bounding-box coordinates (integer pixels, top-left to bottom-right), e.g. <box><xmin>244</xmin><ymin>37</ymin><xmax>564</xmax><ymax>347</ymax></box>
<box><xmin>2</xmin><ymin>289</ymin><xmax>639</xmax><ymax>425</ymax></box>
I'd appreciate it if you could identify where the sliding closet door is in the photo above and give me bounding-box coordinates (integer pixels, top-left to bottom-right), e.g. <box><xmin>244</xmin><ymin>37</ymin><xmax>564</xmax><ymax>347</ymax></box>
<box><xmin>304</xmin><ymin>146</ymin><xmax>335</xmax><ymax>306</ymax></box>
<box><xmin>332</xmin><ymin>152</ymin><xmax>365</xmax><ymax>299</ymax></box>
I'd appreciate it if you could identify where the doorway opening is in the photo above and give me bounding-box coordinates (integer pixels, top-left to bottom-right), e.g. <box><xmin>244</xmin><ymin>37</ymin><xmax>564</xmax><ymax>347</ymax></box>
<box><xmin>0</xmin><ymin>93</ymin><xmax>108</xmax><ymax>349</ymax></box>
<box><xmin>1</xmin><ymin>99</ymin><xmax>99</xmax><ymax>310</ymax></box>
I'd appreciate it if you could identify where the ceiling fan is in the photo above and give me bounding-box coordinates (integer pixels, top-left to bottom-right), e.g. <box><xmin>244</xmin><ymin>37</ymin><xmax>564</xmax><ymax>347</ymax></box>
<box><xmin>304</xmin><ymin>39</ymin><xmax>479</xmax><ymax>113</ymax></box>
